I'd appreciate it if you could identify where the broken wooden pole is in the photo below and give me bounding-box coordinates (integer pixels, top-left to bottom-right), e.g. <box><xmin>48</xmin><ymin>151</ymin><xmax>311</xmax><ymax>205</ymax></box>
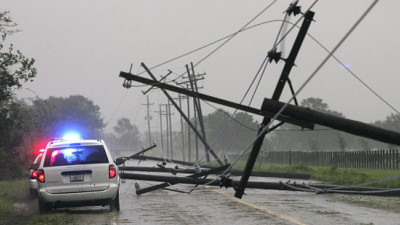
<box><xmin>119</xmin><ymin>166</ymin><xmax>311</xmax><ymax>180</ymax></box>
<box><xmin>115</xmin><ymin>144</ymin><xmax>157</xmax><ymax>164</ymax></box>
<box><xmin>130</xmin><ymin>143</ymin><xmax>157</xmax><ymax>157</ymax></box>
<box><xmin>120</xmin><ymin>173</ymin><xmax>400</xmax><ymax>197</ymax></box>
<box><xmin>133</xmin><ymin>164</ymin><xmax>231</xmax><ymax>195</ymax></box>
<box><xmin>119</xmin><ymin>71</ymin><xmax>314</xmax><ymax>130</ymax></box>
<box><xmin>123</xmin><ymin>154</ymin><xmax>311</xmax><ymax>179</ymax></box>
<box><xmin>120</xmin><ymin>166</ymin><xmax>188</xmax><ymax>175</ymax></box>
<box><xmin>127</xmin><ymin>155</ymin><xmax>199</xmax><ymax>167</ymax></box>
<box><xmin>261</xmin><ymin>98</ymin><xmax>400</xmax><ymax>146</ymax></box>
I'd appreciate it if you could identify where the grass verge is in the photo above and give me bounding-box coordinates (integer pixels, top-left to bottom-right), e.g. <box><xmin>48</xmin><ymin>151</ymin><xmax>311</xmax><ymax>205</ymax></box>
<box><xmin>0</xmin><ymin>179</ymin><xmax>73</xmax><ymax>225</ymax></box>
<box><xmin>231</xmin><ymin>161</ymin><xmax>400</xmax><ymax>188</ymax></box>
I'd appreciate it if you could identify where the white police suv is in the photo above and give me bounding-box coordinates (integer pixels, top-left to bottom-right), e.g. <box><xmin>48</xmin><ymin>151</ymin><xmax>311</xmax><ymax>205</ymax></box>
<box><xmin>36</xmin><ymin>135</ymin><xmax>121</xmax><ymax>213</ymax></box>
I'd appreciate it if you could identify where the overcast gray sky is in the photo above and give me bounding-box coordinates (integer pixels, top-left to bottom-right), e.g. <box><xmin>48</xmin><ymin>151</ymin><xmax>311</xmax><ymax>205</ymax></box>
<box><xmin>2</xmin><ymin>0</ymin><xmax>400</xmax><ymax>134</ymax></box>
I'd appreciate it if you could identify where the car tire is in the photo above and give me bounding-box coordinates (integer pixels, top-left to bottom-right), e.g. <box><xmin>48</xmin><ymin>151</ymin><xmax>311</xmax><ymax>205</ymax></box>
<box><xmin>110</xmin><ymin>189</ymin><xmax>120</xmax><ymax>212</ymax></box>
<box><xmin>38</xmin><ymin>198</ymin><xmax>51</xmax><ymax>213</ymax></box>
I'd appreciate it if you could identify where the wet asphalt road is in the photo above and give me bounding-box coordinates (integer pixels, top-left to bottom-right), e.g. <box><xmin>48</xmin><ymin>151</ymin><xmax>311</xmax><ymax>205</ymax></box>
<box><xmin>56</xmin><ymin>160</ymin><xmax>400</xmax><ymax>225</ymax></box>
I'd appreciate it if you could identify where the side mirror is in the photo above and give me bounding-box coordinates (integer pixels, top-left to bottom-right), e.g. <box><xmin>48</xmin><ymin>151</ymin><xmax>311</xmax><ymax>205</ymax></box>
<box><xmin>115</xmin><ymin>158</ymin><xmax>126</xmax><ymax>166</ymax></box>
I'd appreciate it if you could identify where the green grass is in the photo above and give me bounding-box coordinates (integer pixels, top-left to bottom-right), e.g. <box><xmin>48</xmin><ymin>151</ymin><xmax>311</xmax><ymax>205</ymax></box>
<box><xmin>0</xmin><ymin>179</ymin><xmax>73</xmax><ymax>225</ymax></box>
<box><xmin>266</xmin><ymin>164</ymin><xmax>400</xmax><ymax>188</ymax></box>
<box><xmin>0</xmin><ymin>179</ymin><xmax>30</xmax><ymax>224</ymax></box>
<box><xmin>316</xmin><ymin>167</ymin><xmax>400</xmax><ymax>188</ymax></box>
<box><xmin>226</xmin><ymin>161</ymin><xmax>400</xmax><ymax>188</ymax></box>
<box><xmin>0</xmin><ymin>179</ymin><xmax>31</xmax><ymax>200</ymax></box>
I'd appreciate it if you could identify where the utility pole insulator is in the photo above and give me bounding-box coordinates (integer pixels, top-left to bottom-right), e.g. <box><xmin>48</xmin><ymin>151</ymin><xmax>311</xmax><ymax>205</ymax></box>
<box><xmin>267</xmin><ymin>48</ymin><xmax>282</xmax><ymax>63</ymax></box>
<box><xmin>286</xmin><ymin>0</ymin><xmax>302</xmax><ymax>16</ymax></box>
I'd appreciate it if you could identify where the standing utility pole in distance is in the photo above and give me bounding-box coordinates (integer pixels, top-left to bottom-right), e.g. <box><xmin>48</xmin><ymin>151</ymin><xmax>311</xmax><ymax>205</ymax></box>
<box><xmin>174</xmin><ymin>93</ymin><xmax>187</xmax><ymax>162</ymax></box>
<box><xmin>155</xmin><ymin>104</ymin><xmax>165</xmax><ymax>152</ymax></box>
<box><xmin>143</xmin><ymin>95</ymin><xmax>154</xmax><ymax>146</ymax></box>
<box><xmin>186</xmin><ymin>85</ymin><xmax>192</xmax><ymax>162</ymax></box>
<box><xmin>167</xmin><ymin>101</ymin><xmax>174</xmax><ymax>159</ymax></box>
<box><xmin>160</xmin><ymin>103</ymin><xmax>170</xmax><ymax>158</ymax></box>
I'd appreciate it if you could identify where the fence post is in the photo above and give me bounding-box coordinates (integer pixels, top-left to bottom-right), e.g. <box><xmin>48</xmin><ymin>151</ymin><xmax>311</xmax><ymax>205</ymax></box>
<box><xmin>392</xmin><ymin>150</ymin><xmax>395</xmax><ymax>170</ymax></box>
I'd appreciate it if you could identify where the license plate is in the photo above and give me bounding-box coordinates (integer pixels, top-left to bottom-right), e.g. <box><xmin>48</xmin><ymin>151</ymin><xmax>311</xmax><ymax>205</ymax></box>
<box><xmin>70</xmin><ymin>174</ymin><xmax>84</xmax><ymax>182</ymax></box>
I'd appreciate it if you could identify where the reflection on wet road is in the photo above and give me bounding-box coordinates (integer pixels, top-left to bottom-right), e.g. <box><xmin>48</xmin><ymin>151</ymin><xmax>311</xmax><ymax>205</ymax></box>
<box><xmin>61</xmin><ymin>160</ymin><xmax>400</xmax><ymax>225</ymax></box>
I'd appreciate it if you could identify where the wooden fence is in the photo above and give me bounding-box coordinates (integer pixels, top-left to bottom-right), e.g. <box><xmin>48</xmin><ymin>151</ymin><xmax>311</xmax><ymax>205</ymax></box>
<box><xmin>263</xmin><ymin>150</ymin><xmax>400</xmax><ymax>170</ymax></box>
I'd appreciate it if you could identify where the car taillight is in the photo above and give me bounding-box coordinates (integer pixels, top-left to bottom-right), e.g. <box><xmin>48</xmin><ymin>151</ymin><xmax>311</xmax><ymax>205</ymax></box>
<box><xmin>31</xmin><ymin>170</ymin><xmax>38</xmax><ymax>179</ymax></box>
<box><xmin>109</xmin><ymin>165</ymin><xmax>116</xmax><ymax>178</ymax></box>
<box><xmin>37</xmin><ymin>169</ymin><xmax>45</xmax><ymax>183</ymax></box>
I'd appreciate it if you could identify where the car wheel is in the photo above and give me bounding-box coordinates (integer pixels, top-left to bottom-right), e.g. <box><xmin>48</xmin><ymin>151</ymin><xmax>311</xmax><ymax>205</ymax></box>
<box><xmin>38</xmin><ymin>198</ymin><xmax>51</xmax><ymax>213</ymax></box>
<box><xmin>110</xmin><ymin>189</ymin><xmax>120</xmax><ymax>212</ymax></box>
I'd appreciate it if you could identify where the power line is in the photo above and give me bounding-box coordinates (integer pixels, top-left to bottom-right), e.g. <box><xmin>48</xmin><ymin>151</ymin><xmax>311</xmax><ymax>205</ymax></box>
<box><xmin>228</xmin><ymin>0</ymin><xmax>379</xmax><ymax>170</ymax></box>
<box><xmin>187</xmin><ymin>0</ymin><xmax>278</xmax><ymax>76</ymax></box>
<box><xmin>128</xmin><ymin>1</ymin><xmax>278</xmax><ymax>87</ymax></box>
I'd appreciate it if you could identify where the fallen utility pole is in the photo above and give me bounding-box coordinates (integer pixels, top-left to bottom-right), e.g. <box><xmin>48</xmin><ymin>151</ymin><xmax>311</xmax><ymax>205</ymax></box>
<box><xmin>261</xmin><ymin>98</ymin><xmax>400</xmax><ymax>146</ymax></box>
<box><xmin>119</xmin><ymin>166</ymin><xmax>311</xmax><ymax>180</ymax></box>
<box><xmin>128</xmin><ymin>155</ymin><xmax>197</xmax><ymax>167</ymax></box>
<box><xmin>133</xmin><ymin>164</ymin><xmax>231</xmax><ymax>195</ymax></box>
<box><xmin>120</xmin><ymin>173</ymin><xmax>400</xmax><ymax>197</ymax></box>
<box><xmin>119</xmin><ymin>71</ymin><xmax>314</xmax><ymax>130</ymax></box>
<box><xmin>116</xmin><ymin>143</ymin><xmax>157</xmax><ymax>162</ymax></box>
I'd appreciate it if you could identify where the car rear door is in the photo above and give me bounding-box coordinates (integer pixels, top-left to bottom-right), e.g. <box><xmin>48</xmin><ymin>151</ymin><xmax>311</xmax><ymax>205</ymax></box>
<box><xmin>43</xmin><ymin>145</ymin><xmax>111</xmax><ymax>194</ymax></box>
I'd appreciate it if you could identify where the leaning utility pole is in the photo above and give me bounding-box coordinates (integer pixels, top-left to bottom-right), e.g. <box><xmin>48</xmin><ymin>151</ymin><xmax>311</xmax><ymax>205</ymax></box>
<box><xmin>155</xmin><ymin>104</ymin><xmax>165</xmax><ymax>152</ymax></box>
<box><xmin>141</xmin><ymin>63</ymin><xmax>224</xmax><ymax>166</ymax></box>
<box><xmin>234</xmin><ymin>8</ymin><xmax>315</xmax><ymax>198</ymax></box>
<box><xmin>120</xmin><ymin>72</ymin><xmax>400</xmax><ymax>146</ymax></box>
<box><xmin>143</xmin><ymin>95</ymin><xmax>154</xmax><ymax>146</ymax></box>
<box><xmin>186</xmin><ymin>63</ymin><xmax>208</xmax><ymax>162</ymax></box>
<box><xmin>190</xmin><ymin>63</ymin><xmax>207</xmax><ymax>142</ymax></box>
<box><xmin>120</xmin><ymin>72</ymin><xmax>313</xmax><ymax>129</ymax></box>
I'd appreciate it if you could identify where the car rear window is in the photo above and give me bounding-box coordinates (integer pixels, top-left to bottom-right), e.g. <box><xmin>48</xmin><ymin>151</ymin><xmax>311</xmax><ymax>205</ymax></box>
<box><xmin>44</xmin><ymin>145</ymin><xmax>109</xmax><ymax>167</ymax></box>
